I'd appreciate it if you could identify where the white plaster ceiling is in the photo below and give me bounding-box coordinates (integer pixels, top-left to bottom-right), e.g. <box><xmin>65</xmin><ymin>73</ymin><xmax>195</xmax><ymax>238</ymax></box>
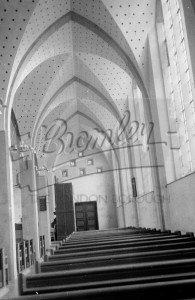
<box><xmin>0</xmin><ymin>0</ymin><xmax>156</xmax><ymax>169</ymax></box>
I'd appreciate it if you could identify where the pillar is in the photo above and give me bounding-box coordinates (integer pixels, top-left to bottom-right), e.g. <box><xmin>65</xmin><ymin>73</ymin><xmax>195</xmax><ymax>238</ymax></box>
<box><xmin>37</xmin><ymin>175</ymin><xmax>51</xmax><ymax>250</ymax></box>
<box><xmin>0</xmin><ymin>131</ymin><xmax>17</xmax><ymax>280</ymax></box>
<box><xmin>47</xmin><ymin>173</ymin><xmax>55</xmax><ymax>224</ymax></box>
<box><xmin>111</xmin><ymin>150</ymin><xmax>125</xmax><ymax>228</ymax></box>
<box><xmin>147</xmin><ymin>26</ymin><xmax>176</xmax><ymax>229</ymax></box>
<box><xmin>20</xmin><ymin>155</ymin><xmax>40</xmax><ymax>259</ymax></box>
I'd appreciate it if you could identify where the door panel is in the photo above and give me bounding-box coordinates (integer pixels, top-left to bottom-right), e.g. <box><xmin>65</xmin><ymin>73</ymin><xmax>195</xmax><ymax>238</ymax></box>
<box><xmin>75</xmin><ymin>201</ymin><xmax>98</xmax><ymax>231</ymax></box>
<box><xmin>55</xmin><ymin>183</ymin><xmax>75</xmax><ymax>240</ymax></box>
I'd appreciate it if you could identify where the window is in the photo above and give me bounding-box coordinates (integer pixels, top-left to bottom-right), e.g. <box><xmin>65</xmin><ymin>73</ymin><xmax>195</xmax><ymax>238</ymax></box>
<box><xmin>70</xmin><ymin>159</ymin><xmax>76</xmax><ymax>167</ymax></box>
<box><xmin>97</xmin><ymin>167</ymin><xmax>103</xmax><ymax>173</ymax></box>
<box><xmin>39</xmin><ymin>196</ymin><xmax>47</xmax><ymax>211</ymax></box>
<box><xmin>87</xmin><ymin>158</ymin><xmax>93</xmax><ymax>165</ymax></box>
<box><xmin>80</xmin><ymin>168</ymin><xmax>85</xmax><ymax>176</ymax></box>
<box><xmin>62</xmin><ymin>170</ymin><xmax>68</xmax><ymax>177</ymax></box>
<box><xmin>160</xmin><ymin>0</ymin><xmax>194</xmax><ymax>177</ymax></box>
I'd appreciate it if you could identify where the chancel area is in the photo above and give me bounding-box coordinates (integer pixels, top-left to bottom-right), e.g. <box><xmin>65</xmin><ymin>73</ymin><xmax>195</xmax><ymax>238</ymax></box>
<box><xmin>0</xmin><ymin>0</ymin><xmax>195</xmax><ymax>298</ymax></box>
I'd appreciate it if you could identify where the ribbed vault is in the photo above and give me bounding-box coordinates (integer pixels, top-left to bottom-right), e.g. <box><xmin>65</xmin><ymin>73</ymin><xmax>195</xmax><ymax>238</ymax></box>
<box><xmin>0</xmin><ymin>0</ymin><xmax>156</xmax><ymax>171</ymax></box>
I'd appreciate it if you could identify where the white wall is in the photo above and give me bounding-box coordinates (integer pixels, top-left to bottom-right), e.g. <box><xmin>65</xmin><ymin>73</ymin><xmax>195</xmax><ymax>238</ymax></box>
<box><xmin>71</xmin><ymin>172</ymin><xmax>117</xmax><ymax>230</ymax></box>
<box><xmin>137</xmin><ymin>192</ymin><xmax>159</xmax><ymax>229</ymax></box>
<box><xmin>164</xmin><ymin>172</ymin><xmax>195</xmax><ymax>233</ymax></box>
<box><xmin>56</xmin><ymin>151</ymin><xmax>118</xmax><ymax>230</ymax></box>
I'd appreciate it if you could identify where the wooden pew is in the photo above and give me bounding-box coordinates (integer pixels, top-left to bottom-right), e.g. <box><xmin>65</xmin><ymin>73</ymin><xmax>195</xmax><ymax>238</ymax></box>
<box><xmin>16</xmin><ymin>239</ymin><xmax>35</xmax><ymax>273</ymax></box>
<box><xmin>54</xmin><ymin>236</ymin><xmax>195</xmax><ymax>254</ymax></box>
<box><xmin>65</xmin><ymin>229</ymin><xmax>163</xmax><ymax>243</ymax></box>
<box><xmin>15</xmin><ymin>229</ymin><xmax>195</xmax><ymax>299</ymax></box>
<box><xmin>19</xmin><ymin>258</ymin><xmax>195</xmax><ymax>297</ymax></box>
<box><xmin>60</xmin><ymin>231</ymin><xmax>174</xmax><ymax>245</ymax></box>
<box><xmin>16</xmin><ymin>278</ymin><xmax>195</xmax><ymax>299</ymax></box>
<box><xmin>60</xmin><ymin>232</ymin><xmax>174</xmax><ymax>246</ymax></box>
<box><xmin>46</xmin><ymin>239</ymin><xmax>195</xmax><ymax>262</ymax></box>
<box><xmin>38</xmin><ymin>247</ymin><xmax>195</xmax><ymax>272</ymax></box>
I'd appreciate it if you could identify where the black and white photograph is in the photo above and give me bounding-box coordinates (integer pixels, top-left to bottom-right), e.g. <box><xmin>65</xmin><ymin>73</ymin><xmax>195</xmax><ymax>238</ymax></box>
<box><xmin>0</xmin><ymin>0</ymin><xmax>195</xmax><ymax>299</ymax></box>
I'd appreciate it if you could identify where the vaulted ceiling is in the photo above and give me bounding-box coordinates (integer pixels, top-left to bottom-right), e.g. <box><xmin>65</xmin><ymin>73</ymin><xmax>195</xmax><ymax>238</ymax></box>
<box><xmin>0</xmin><ymin>0</ymin><xmax>156</xmax><ymax>170</ymax></box>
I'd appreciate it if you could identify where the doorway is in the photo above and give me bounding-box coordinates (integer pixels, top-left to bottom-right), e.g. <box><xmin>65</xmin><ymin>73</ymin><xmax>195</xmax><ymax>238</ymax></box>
<box><xmin>75</xmin><ymin>201</ymin><xmax>99</xmax><ymax>231</ymax></box>
<box><xmin>55</xmin><ymin>183</ymin><xmax>75</xmax><ymax>240</ymax></box>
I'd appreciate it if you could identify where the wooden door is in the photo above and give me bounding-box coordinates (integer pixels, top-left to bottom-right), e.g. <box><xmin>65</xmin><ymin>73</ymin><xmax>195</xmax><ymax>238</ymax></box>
<box><xmin>75</xmin><ymin>201</ymin><xmax>98</xmax><ymax>231</ymax></box>
<box><xmin>55</xmin><ymin>183</ymin><xmax>75</xmax><ymax>240</ymax></box>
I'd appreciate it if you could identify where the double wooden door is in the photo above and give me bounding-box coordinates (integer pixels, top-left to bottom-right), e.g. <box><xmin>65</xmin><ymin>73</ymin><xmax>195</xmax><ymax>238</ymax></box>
<box><xmin>75</xmin><ymin>201</ymin><xmax>99</xmax><ymax>231</ymax></box>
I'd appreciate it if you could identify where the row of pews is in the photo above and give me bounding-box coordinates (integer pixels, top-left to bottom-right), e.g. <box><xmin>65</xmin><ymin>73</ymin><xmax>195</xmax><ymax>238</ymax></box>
<box><xmin>10</xmin><ymin>228</ymin><xmax>195</xmax><ymax>299</ymax></box>
<box><xmin>16</xmin><ymin>236</ymin><xmax>45</xmax><ymax>274</ymax></box>
<box><xmin>16</xmin><ymin>239</ymin><xmax>35</xmax><ymax>273</ymax></box>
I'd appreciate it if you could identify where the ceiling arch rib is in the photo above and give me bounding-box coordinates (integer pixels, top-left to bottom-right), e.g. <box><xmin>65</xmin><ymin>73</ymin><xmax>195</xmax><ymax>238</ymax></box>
<box><xmin>13</xmin><ymin>53</ymin><xmax>68</xmax><ymax>137</ymax></box>
<box><xmin>36</xmin><ymin>53</ymin><xmax>76</xmax><ymax>113</ymax></box>
<box><xmin>14</xmin><ymin>46</ymin><xmax>128</xmax><ymax>150</ymax></box>
<box><xmin>34</xmin><ymin>54</ymin><xmax>114</xmax><ymax>117</ymax></box>
<box><xmin>76</xmin><ymin>53</ymin><xmax>132</xmax><ymax>105</ymax></box>
<box><xmin>18</xmin><ymin>22</ymin><xmax>73</xmax><ymax>86</ymax></box>
<box><xmin>102</xmin><ymin>0</ymin><xmax>156</xmax><ymax>79</ymax></box>
<box><xmin>34</xmin><ymin>82</ymin><xmax>119</xmax><ymax>164</ymax></box>
<box><xmin>9</xmin><ymin>0</ymin><xmax>144</xmax><ymax>97</ymax></box>
<box><xmin>40</xmin><ymin>110</ymin><xmax>118</xmax><ymax>171</ymax></box>
<box><xmin>33</xmin><ymin>76</ymin><xmax>120</xmax><ymax>142</ymax></box>
<box><xmin>74</xmin><ymin>54</ymin><xmax>114</xmax><ymax>102</ymax></box>
<box><xmin>33</xmin><ymin>53</ymin><xmax>129</xmax><ymax>134</ymax></box>
<box><xmin>0</xmin><ymin>0</ymin><xmax>37</xmax><ymax>105</ymax></box>
<box><xmin>16</xmin><ymin>19</ymin><xmax>134</xmax><ymax>91</ymax></box>
<box><xmin>10</xmin><ymin>0</ymin><xmax>72</xmax><ymax>81</ymax></box>
<box><xmin>35</xmin><ymin>99</ymin><xmax>76</xmax><ymax>161</ymax></box>
<box><xmin>8</xmin><ymin>10</ymin><xmax>148</xmax><ymax>113</ymax></box>
<box><xmin>36</xmin><ymin>94</ymin><xmax>118</xmax><ymax>156</ymax></box>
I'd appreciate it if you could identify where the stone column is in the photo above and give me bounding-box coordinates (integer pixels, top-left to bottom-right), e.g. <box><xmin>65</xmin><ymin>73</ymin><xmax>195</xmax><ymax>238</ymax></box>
<box><xmin>47</xmin><ymin>173</ymin><xmax>56</xmax><ymax>224</ymax></box>
<box><xmin>147</xmin><ymin>26</ymin><xmax>176</xmax><ymax>230</ymax></box>
<box><xmin>0</xmin><ymin>130</ymin><xmax>17</xmax><ymax>280</ymax></box>
<box><xmin>20</xmin><ymin>155</ymin><xmax>40</xmax><ymax>260</ymax></box>
<box><xmin>111</xmin><ymin>150</ymin><xmax>125</xmax><ymax>228</ymax></box>
<box><xmin>37</xmin><ymin>175</ymin><xmax>51</xmax><ymax>250</ymax></box>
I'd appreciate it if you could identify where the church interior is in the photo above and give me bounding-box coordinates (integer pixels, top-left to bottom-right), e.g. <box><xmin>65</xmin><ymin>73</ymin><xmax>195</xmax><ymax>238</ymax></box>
<box><xmin>0</xmin><ymin>0</ymin><xmax>195</xmax><ymax>298</ymax></box>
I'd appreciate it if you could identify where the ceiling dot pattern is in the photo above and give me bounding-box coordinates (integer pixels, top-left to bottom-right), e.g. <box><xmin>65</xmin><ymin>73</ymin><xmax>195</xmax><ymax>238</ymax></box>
<box><xmin>78</xmin><ymin>98</ymin><xmax>117</xmax><ymax>131</ymax></box>
<box><xmin>36</xmin><ymin>53</ymin><xmax>74</xmax><ymax>117</ymax></box>
<box><xmin>37</xmin><ymin>79</ymin><xmax>118</xmax><ymax>140</ymax></box>
<box><xmin>72</xmin><ymin>22</ymin><xmax>132</xmax><ymax>77</ymax></box>
<box><xmin>34</xmin><ymin>53</ymin><xmax>121</xmax><ymax>133</ymax></box>
<box><xmin>14</xmin><ymin>54</ymin><xmax>66</xmax><ymax>136</ymax></box>
<box><xmin>3</xmin><ymin>0</ymin><xmax>155</xmax><ymax>167</ymax></box>
<box><xmin>38</xmin><ymin>53</ymin><xmax>115</xmax><ymax>114</ymax></box>
<box><xmin>77</xmin><ymin>53</ymin><xmax>132</xmax><ymax>114</ymax></box>
<box><xmin>36</xmin><ymin>99</ymin><xmax>76</xmax><ymax>160</ymax></box>
<box><xmin>44</xmin><ymin>92</ymin><xmax>77</xmax><ymax>127</ymax></box>
<box><xmin>36</xmin><ymin>82</ymin><xmax>77</xmax><ymax>132</ymax></box>
<box><xmin>74</xmin><ymin>54</ymin><xmax>113</xmax><ymax>102</ymax></box>
<box><xmin>11</xmin><ymin>0</ymin><xmax>71</xmax><ymax>85</ymax></box>
<box><xmin>0</xmin><ymin>0</ymin><xmax>36</xmax><ymax>104</ymax></box>
<box><xmin>76</xmin><ymin>82</ymin><xmax>117</xmax><ymax>118</ymax></box>
<box><xmin>36</xmin><ymin>92</ymin><xmax>114</xmax><ymax>163</ymax></box>
<box><xmin>17</xmin><ymin>23</ymin><xmax>73</xmax><ymax>87</ymax></box>
<box><xmin>102</xmin><ymin>0</ymin><xmax>156</xmax><ymax>77</ymax></box>
<box><xmin>71</xmin><ymin>0</ymin><xmax>139</xmax><ymax>69</ymax></box>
